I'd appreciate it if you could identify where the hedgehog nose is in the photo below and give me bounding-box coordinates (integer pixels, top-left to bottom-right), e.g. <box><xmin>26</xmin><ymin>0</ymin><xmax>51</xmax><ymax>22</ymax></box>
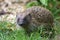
<box><xmin>19</xmin><ymin>21</ymin><xmax>24</xmax><ymax>26</ymax></box>
<box><xmin>20</xmin><ymin>23</ymin><xmax>24</xmax><ymax>26</ymax></box>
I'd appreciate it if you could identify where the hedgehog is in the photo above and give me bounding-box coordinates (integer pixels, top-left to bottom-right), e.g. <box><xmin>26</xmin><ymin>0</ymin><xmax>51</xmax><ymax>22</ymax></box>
<box><xmin>16</xmin><ymin>6</ymin><xmax>54</xmax><ymax>37</ymax></box>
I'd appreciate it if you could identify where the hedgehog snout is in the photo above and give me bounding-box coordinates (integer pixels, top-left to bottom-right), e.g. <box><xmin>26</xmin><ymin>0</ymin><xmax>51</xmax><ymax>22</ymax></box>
<box><xmin>17</xmin><ymin>14</ymin><xmax>32</xmax><ymax>27</ymax></box>
<box><xmin>17</xmin><ymin>17</ymin><xmax>24</xmax><ymax>26</ymax></box>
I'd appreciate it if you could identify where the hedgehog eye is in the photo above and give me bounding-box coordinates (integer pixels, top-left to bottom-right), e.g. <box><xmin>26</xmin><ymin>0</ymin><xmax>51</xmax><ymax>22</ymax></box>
<box><xmin>23</xmin><ymin>14</ymin><xmax>32</xmax><ymax>23</ymax></box>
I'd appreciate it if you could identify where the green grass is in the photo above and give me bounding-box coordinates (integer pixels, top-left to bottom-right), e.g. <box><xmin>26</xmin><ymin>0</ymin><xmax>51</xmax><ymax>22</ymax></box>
<box><xmin>0</xmin><ymin>29</ymin><xmax>49</xmax><ymax>40</ymax></box>
<box><xmin>0</xmin><ymin>21</ymin><xmax>52</xmax><ymax>40</ymax></box>
<box><xmin>0</xmin><ymin>21</ymin><xmax>59</xmax><ymax>40</ymax></box>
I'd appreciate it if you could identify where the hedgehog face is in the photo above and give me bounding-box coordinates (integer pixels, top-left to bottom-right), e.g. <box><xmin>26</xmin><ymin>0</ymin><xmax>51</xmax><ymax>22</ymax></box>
<box><xmin>16</xmin><ymin>13</ymin><xmax>31</xmax><ymax>27</ymax></box>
